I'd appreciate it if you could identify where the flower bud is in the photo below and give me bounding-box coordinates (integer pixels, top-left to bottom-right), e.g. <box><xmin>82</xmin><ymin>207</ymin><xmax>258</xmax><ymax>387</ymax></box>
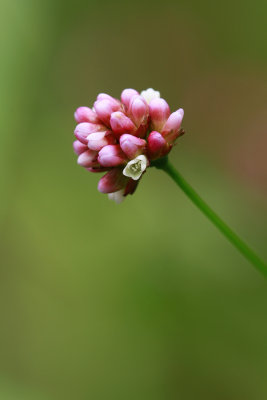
<box><xmin>123</xmin><ymin>178</ymin><xmax>139</xmax><ymax>196</ymax></box>
<box><xmin>98</xmin><ymin>144</ymin><xmax>127</xmax><ymax>167</ymax></box>
<box><xmin>110</xmin><ymin>111</ymin><xmax>136</xmax><ymax>136</ymax></box>
<box><xmin>108</xmin><ymin>177</ymin><xmax>139</xmax><ymax>202</ymax></box>
<box><xmin>73</xmin><ymin>140</ymin><xmax>88</xmax><ymax>155</ymax></box>
<box><xmin>87</xmin><ymin>131</ymin><xmax>116</xmax><ymax>151</ymax></box>
<box><xmin>121</xmin><ymin>88</ymin><xmax>139</xmax><ymax>109</ymax></box>
<box><xmin>161</xmin><ymin>109</ymin><xmax>184</xmax><ymax>144</ymax></box>
<box><xmin>128</xmin><ymin>95</ymin><xmax>149</xmax><ymax>127</ymax></box>
<box><xmin>149</xmin><ymin>98</ymin><xmax>170</xmax><ymax>131</ymax></box>
<box><xmin>97</xmin><ymin>93</ymin><xmax>121</xmax><ymax>106</ymax></box>
<box><xmin>147</xmin><ymin>131</ymin><xmax>168</xmax><ymax>159</ymax></box>
<box><xmin>74</xmin><ymin>122</ymin><xmax>105</xmax><ymax>144</ymax></box>
<box><xmin>77</xmin><ymin>149</ymin><xmax>99</xmax><ymax>168</ymax></box>
<box><xmin>94</xmin><ymin>99</ymin><xmax>121</xmax><ymax>126</ymax></box>
<box><xmin>119</xmin><ymin>134</ymin><xmax>146</xmax><ymax>159</ymax></box>
<box><xmin>74</xmin><ymin>107</ymin><xmax>100</xmax><ymax>123</ymax></box>
<box><xmin>98</xmin><ymin>168</ymin><xmax>128</xmax><ymax>193</ymax></box>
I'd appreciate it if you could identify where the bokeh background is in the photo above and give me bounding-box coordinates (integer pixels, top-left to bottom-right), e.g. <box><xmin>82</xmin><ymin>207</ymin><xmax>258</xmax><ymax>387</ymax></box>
<box><xmin>1</xmin><ymin>0</ymin><xmax>267</xmax><ymax>399</ymax></box>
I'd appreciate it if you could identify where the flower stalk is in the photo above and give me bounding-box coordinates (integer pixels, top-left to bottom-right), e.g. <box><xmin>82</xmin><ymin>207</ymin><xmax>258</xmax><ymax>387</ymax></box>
<box><xmin>152</xmin><ymin>157</ymin><xmax>267</xmax><ymax>277</ymax></box>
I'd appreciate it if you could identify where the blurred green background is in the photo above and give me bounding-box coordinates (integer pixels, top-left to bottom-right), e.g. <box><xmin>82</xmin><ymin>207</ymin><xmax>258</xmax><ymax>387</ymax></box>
<box><xmin>1</xmin><ymin>0</ymin><xmax>267</xmax><ymax>399</ymax></box>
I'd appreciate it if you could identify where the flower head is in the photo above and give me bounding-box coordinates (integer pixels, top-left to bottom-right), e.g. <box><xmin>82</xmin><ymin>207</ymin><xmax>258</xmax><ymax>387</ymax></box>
<box><xmin>73</xmin><ymin>88</ymin><xmax>184</xmax><ymax>202</ymax></box>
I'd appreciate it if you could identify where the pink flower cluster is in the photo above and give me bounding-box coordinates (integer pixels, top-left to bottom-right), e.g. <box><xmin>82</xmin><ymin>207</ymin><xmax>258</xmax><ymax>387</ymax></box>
<box><xmin>73</xmin><ymin>88</ymin><xmax>184</xmax><ymax>202</ymax></box>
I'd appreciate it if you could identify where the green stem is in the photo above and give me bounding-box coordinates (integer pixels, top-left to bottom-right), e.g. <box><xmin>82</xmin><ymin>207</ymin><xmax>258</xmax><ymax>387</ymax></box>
<box><xmin>152</xmin><ymin>157</ymin><xmax>267</xmax><ymax>277</ymax></box>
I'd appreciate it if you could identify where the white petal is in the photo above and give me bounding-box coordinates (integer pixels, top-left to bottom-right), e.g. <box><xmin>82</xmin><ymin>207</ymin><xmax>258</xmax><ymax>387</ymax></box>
<box><xmin>123</xmin><ymin>168</ymin><xmax>142</xmax><ymax>180</ymax></box>
<box><xmin>136</xmin><ymin>155</ymin><xmax>148</xmax><ymax>167</ymax></box>
<box><xmin>140</xmin><ymin>88</ymin><xmax>160</xmax><ymax>104</ymax></box>
<box><xmin>122</xmin><ymin>155</ymin><xmax>148</xmax><ymax>180</ymax></box>
<box><xmin>108</xmin><ymin>189</ymin><xmax>125</xmax><ymax>203</ymax></box>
